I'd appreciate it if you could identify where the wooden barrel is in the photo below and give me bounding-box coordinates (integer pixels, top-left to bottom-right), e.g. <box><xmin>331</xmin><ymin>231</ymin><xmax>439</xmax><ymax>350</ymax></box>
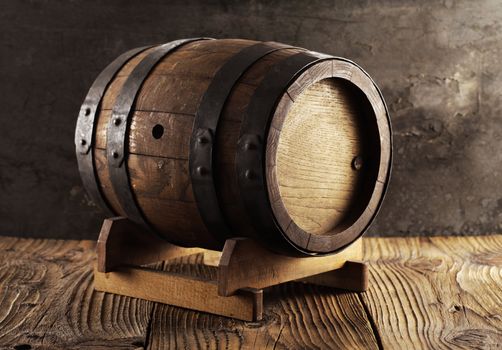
<box><xmin>75</xmin><ymin>38</ymin><xmax>392</xmax><ymax>256</ymax></box>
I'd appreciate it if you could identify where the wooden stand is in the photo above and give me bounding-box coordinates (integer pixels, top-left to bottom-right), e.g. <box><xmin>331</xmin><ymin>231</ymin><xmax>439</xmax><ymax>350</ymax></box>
<box><xmin>94</xmin><ymin>217</ymin><xmax>368</xmax><ymax>321</ymax></box>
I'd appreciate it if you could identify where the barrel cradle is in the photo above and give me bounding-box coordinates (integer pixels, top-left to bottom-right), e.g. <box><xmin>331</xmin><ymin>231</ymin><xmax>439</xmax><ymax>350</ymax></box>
<box><xmin>75</xmin><ymin>38</ymin><xmax>392</xmax><ymax>256</ymax></box>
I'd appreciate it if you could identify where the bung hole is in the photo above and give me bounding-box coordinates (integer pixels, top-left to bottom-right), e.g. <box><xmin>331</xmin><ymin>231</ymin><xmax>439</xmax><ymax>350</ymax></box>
<box><xmin>14</xmin><ymin>345</ymin><xmax>32</xmax><ymax>350</ymax></box>
<box><xmin>152</xmin><ymin>124</ymin><xmax>164</xmax><ymax>139</ymax></box>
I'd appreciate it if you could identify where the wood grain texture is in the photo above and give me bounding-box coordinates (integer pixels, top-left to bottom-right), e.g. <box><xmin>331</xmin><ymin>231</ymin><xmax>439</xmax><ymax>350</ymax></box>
<box><xmin>218</xmin><ymin>238</ymin><xmax>363</xmax><ymax>296</ymax></box>
<box><xmin>0</xmin><ymin>235</ymin><xmax>501</xmax><ymax>349</ymax></box>
<box><xmin>87</xmin><ymin>39</ymin><xmax>391</xmax><ymax>254</ymax></box>
<box><xmin>146</xmin><ymin>253</ymin><xmax>377</xmax><ymax>350</ymax></box>
<box><xmin>214</xmin><ymin>48</ymin><xmax>303</xmax><ymax>238</ymax></box>
<box><xmin>94</xmin><ymin>217</ymin><xmax>364</xmax><ymax>322</ymax></box>
<box><xmin>94</xmin><ymin>148</ymin><xmax>125</xmax><ymax>215</ymax></box>
<box><xmin>362</xmin><ymin>235</ymin><xmax>502</xmax><ymax>350</ymax></box>
<box><xmin>96</xmin><ymin>217</ymin><xmax>206</xmax><ymax>272</ymax></box>
<box><xmin>127</xmin><ymin>154</ymin><xmax>215</xmax><ymax>247</ymax></box>
<box><xmin>275</xmin><ymin>78</ymin><xmax>367</xmax><ymax>235</ymax></box>
<box><xmin>115</xmin><ymin>46</ymin><xmax>158</xmax><ymax>78</ymax></box>
<box><xmin>95</xmin><ymin>218</ymin><xmax>262</xmax><ymax>322</ymax></box>
<box><xmin>93</xmin><ymin>40</ymin><xmax>234</xmax><ymax>243</ymax></box>
<box><xmin>0</xmin><ymin>237</ymin><xmax>153</xmax><ymax>349</ymax></box>
<box><xmin>266</xmin><ymin>59</ymin><xmax>391</xmax><ymax>254</ymax></box>
<box><xmin>150</xmin><ymin>39</ymin><xmax>255</xmax><ymax>78</ymax></box>
<box><xmin>92</xmin><ymin>39</ymin><xmax>269</xmax><ymax>250</ymax></box>
<box><xmin>128</xmin><ymin>111</ymin><xmax>193</xmax><ymax>159</ymax></box>
<box><xmin>95</xmin><ymin>265</ymin><xmax>262</xmax><ymax>322</ymax></box>
<box><xmin>300</xmin><ymin>260</ymin><xmax>369</xmax><ymax>292</ymax></box>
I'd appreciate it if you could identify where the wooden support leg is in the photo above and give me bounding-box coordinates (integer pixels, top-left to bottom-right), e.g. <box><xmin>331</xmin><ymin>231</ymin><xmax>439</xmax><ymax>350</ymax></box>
<box><xmin>299</xmin><ymin>261</ymin><xmax>368</xmax><ymax>292</ymax></box>
<box><xmin>93</xmin><ymin>217</ymin><xmax>367</xmax><ymax>321</ymax></box>
<box><xmin>93</xmin><ymin>217</ymin><xmax>263</xmax><ymax>321</ymax></box>
<box><xmin>94</xmin><ymin>267</ymin><xmax>263</xmax><ymax>321</ymax></box>
<box><xmin>96</xmin><ymin>217</ymin><xmax>205</xmax><ymax>272</ymax></box>
<box><xmin>217</xmin><ymin>238</ymin><xmax>364</xmax><ymax>296</ymax></box>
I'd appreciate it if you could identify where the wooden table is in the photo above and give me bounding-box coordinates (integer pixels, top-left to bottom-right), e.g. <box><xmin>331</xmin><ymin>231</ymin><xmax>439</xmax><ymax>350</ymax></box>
<box><xmin>0</xmin><ymin>235</ymin><xmax>500</xmax><ymax>349</ymax></box>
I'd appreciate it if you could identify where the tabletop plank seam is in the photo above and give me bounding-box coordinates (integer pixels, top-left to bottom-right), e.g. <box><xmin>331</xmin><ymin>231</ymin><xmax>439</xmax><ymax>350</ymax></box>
<box><xmin>357</xmin><ymin>292</ymin><xmax>383</xmax><ymax>350</ymax></box>
<box><xmin>144</xmin><ymin>261</ymin><xmax>167</xmax><ymax>349</ymax></box>
<box><xmin>144</xmin><ymin>300</ymin><xmax>157</xmax><ymax>349</ymax></box>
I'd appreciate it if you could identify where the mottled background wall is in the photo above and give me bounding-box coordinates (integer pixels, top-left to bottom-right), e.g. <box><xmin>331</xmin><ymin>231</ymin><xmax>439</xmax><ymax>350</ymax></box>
<box><xmin>1</xmin><ymin>0</ymin><xmax>501</xmax><ymax>239</ymax></box>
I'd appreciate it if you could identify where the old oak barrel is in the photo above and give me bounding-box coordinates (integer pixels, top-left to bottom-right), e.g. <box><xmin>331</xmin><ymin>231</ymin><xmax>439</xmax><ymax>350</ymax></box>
<box><xmin>75</xmin><ymin>38</ymin><xmax>392</xmax><ymax>256</ymax></box>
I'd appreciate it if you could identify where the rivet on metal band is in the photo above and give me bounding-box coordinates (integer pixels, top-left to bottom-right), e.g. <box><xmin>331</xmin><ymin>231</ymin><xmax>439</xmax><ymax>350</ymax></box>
<box><xmin>106</xmin><ymin>38</ymin><xmax>212</xmax><ymax>230</ymax></box>
<box><xmin>75</xmin><ymin>45</ymin><xmax>151</xmax><ymax>214</ymax></box>
<box><xmin>189</xmin><ymin>41</ymin><xmax>296</xmax><ymax>243</ymax></box>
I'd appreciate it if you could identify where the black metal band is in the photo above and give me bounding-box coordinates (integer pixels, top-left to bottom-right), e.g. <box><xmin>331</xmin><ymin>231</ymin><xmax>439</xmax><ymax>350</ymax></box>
<box><xmin>189</xmin><ymin>42</ymin><xmax>295</xmax><ymax>242</ymax></box>
<box><xmin>235</xmin><ymin>51</ymin><xmax>327</xmax><ymax>255</ymax></box>
<box><xmin>107</xmin><ymin>38</ymin><xmax>211</xmax><ymax>229</ymax></box>
<box><xmin>75</xmin><ymin>46</ymin><xmax>151</xmax><ymax>214</ymax></box>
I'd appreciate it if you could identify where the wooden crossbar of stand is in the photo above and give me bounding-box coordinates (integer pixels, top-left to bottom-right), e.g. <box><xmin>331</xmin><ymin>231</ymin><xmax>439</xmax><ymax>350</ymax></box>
<box><xmin>93</xmin><ymin>217</ymin><xmax>368</xmax><ymax>321</ymax></box>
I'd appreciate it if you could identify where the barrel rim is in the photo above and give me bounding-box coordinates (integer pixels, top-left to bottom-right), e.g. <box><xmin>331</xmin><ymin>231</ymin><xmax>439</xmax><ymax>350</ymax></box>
<box><xmin>265</xmin><ymin>58</ymin><xmax>392</xmax><ymax>254</ymax></box>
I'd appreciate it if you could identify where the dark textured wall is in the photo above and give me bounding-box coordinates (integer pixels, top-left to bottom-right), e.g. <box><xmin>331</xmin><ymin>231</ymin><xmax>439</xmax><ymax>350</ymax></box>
<box><xmin>1</xmin><ymin>0</ymin><xmax>501</xmax><ymax>239</ymax></box>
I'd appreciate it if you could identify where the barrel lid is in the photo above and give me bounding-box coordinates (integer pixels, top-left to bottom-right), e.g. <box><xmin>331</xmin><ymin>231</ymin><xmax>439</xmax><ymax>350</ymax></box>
<box><xmin>265</xmin><ymin>59</ymin><xmax>392</xmax><ymax>254</ymax></box>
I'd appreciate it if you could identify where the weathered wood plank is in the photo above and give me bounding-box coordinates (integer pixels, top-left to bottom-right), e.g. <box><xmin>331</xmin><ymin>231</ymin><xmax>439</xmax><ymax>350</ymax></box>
<box><xmin>0</xmin><ymin>237</ymin><xmax>153</xmax><ymax>349</ymax></box>
<box><xmin>1</xmin><ymin>235</ymin><xmax>500</xmax><ymax>349</ymax></box>
<box><xmin>146</xmin><ymin>253</ymin><xmax>378</xmax><ymax>349</ymax></box>
<box><xmin>361</xmin><ymin>235</ymin><xmax>502</xmax><ymax>350</ymax></box>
